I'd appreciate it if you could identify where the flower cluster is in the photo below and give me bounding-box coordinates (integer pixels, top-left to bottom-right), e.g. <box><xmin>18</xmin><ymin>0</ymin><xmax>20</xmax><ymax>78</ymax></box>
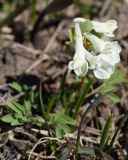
<box><xmin>68</xmin><ymin>18</ymin><xmax>121</xmax><ymax>79</ymax></box>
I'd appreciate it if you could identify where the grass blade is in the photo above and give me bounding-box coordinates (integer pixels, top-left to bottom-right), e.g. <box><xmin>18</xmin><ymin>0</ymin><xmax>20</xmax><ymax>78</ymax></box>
<box><xmin>99</xmin><ymin>115</ymin><xmax>113</xmax><ymax>151</ymax></box>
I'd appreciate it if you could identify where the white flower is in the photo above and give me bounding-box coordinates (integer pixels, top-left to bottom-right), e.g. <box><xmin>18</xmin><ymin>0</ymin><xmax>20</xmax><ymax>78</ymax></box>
<box><xmin>85</xmin><ymin>33</ymin><xmax>121</xmax><ymax>79</ymax></box>
<box><xmin>68</xmin><ymin>18</ymin><xmax>121</xmax><ymax>79</ymax></box>
<box><xmin>91</xmin><ymin>20</ymin><xmax>117</xmax><ymax>37</ymax></box>
<box><xmin>68</xmin><ymin>23</ymin><xmax>89</xmax><ymax>76</ymax></box>
<box><xmin>86</xmin><ymin>33</ymin><xmax>121</xmax><ymax>66</ymax></box>
<box><xmin>74</xmin><ymin>18</ymin><xmax>117</xmax><ymax>37</ymax></box>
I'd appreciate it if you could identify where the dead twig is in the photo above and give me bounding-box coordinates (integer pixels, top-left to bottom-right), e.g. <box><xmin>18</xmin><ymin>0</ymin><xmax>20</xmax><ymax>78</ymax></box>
<box><xmin>25</xmin><ymin>21</ymin><xmax>65</xmax><ymax>73</ymax></box>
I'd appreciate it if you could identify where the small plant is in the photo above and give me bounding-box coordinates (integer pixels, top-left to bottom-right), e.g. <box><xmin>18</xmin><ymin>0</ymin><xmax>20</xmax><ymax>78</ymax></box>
<box><xmin>51</xmin><ymin>110</ymin><xmax>76</xmax><ymax>138</ymax></box>
<box><xmin>1</xmin><ymin>13</ymin><xmax>127</xmax><ymax>159</ymax></box>
<box><xmin>2</xmin><ymin>82</ymin><xmax>44</xmax><ymax>126</ymax></box>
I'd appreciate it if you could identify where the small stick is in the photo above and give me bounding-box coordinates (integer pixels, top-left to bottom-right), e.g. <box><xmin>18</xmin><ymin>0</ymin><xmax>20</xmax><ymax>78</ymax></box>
<box><xmin>25</xmin><ymin>21</ymin><xmax>65</xmax><ymax>73</ymax></box>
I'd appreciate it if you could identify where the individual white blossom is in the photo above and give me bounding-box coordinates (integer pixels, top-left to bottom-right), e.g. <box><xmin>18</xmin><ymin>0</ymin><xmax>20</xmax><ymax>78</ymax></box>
<box><xmin>90</xmin><ymin>56</ymin><xmax>115</xmax><ymax>79</ymax></box>
<box><xmin>68</xmin><ymin>23</ymin><xmax>89</xmax><ymax>76</ymax></box>
<box><xmin>86</xmin><ymin>33</ymin><xmax>121</xmax><ymax>65</ymax></box>
<box><xmin>68</xmin><ymin>18</ymin><xmax>121</xmax><ymax>79</ymax></box>
<box><xmin>74</xmin><ymin>17</ymin><xmax>117</xmax><ymax>37</ymax></box>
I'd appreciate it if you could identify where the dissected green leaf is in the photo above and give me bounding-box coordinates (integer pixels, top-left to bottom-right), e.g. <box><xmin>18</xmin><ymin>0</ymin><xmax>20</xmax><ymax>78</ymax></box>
<box><xmin>55</xmin><ymin>123</ymin><xmax>71</xmax><ymax>138</ymax></box>
<box><xmin>54</xmin><ymin>111</ymin><xmax>76</xmax><ymax>125</ymax></box>
<box><xmin>59</xmin><ymin>123</ymin><xmax>71</xmax><ymax>133</ymax></box>
<box><xmin>11</xmin><ymin>101</ymin><xmax>26</xmax><ymax>115</ymax></box>
<box><xmin>24</xmin><ymin>99</ymin><xmax>32</xmax><ymax>113</ymax></box>
<box><xmin>56</xmin><ymin>125</ymin><xmax>63</xmax><ymax>138</ymax></box>
<box><xmin>32</xmin><ymin>116</ymin><xmax>45</xmax><ymax>126</ymax></box>
<box><xmin>9</xmin><ymin>82</ymin><xmax>22</xmax><ymax>92</ymax></box>
<box><xmin>11</xmin><ymin>119</ymin><xmax>23</xmax><ymax>126</ymax></box>
<box><xmin>14</xmin><ymin>113</ymin><xmax>28</xmax><ymax>122</ymax></box>
<box><xmin>2</xmin><ymin>113</ymin><xmax>23</xmax><ymax>126</ymax></box>
<box><xmin>2</xmin><ymin>114</ymin><xmax>15</xmax><ymax>123</ymax></box>
<box><xmin>99</xmin><ymin>71</ymin><xmax>126</xmax><ymax>93</ymax></box>
<box><xmin>6</xmin><ymin>100</ymin><xmax>23</xmax><ymax>116</ymax></box>
<box><xmin>53</xmin><ymin>111</ymin><xmax>75</xmax><ymax>137</ymax></box>
<box><xmin>104</xmin><ymin>71</ymin><xmax>126</xmax><ymax>85</ymax></box>
<box><xmin>107</xmin><ymin>94</ymin><xmax>120</xmax><ymax>103</ymax></box>
<box><xmin>99</xmin><ymin>85</ymin><xmax>114</xmax><ymax>93</ymax></box>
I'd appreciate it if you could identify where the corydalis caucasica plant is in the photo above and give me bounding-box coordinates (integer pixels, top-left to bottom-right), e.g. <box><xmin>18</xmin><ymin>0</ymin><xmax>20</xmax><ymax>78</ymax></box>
<box><xmin>68</xmin><ymin>18</ymin><xmax>121</xmax><ymax>79</ymax></box>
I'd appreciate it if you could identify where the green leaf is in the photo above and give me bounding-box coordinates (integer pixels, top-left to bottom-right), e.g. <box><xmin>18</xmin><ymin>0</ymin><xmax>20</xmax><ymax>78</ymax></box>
<box><xmin>55</xmin><ymin>123</ymin><xmax>71</xmax><ymax>138</ymax></box>
<box><xmin>14</xmin><ymin>113</ymin><xmax>28</xmax><ymax>122</ymax></box>
<box><xmin>54</xmin><ymin>111</ymin><xmax>75</xmax><ymax>137</ymax></box>
<box><xmin>80</xmin><ymin>20</ymin><xmax>93</xmax><ymax>33</ymax></box>
<box><xmin>2</xmin><ymin>113</ymin><xmax>23</xmax><ymax>126</ymax></box>
<box><xmin>99</xmin><ymin>85</ymin><xmax>114</xmax><ymax>93</ymax></box>
<box><xmin>6</xmin><ymin>100</ymin><xmax>23</xmax><ymax>116</ymax></box>
<box><xmin>11</xmin><ymin>119</ymin><xmax>23</xmax><ymax>126</ymax></box>
<box><xmin>99</xmin><ymin>71</ymin><xmax>126</xmax><ymax>93</ymax></box>
<box><xmin>56</xmin><ymin>125</ymin><xmax>63</xmax><ymax>138</ymax></box>
<box><xmin>105</xmin><ymin>71</ymin><xmax>126</xmax><ymax>85</ymax></box>
<box><xmin>59</xmin><ymin>123</ymin><xmax>71</xmax><ymax>133</ymax></box>
<box><xmin>54</xmin><ymin>111</ymin><xmax>76</xmax><ymax>125</ymax></box>
<box><xmin>2</xmin><ymin>114</ymin><xmax>15</xmax><ymax>123</ymax></box>
<box><xmin>11</xmin><ymin>101</ymin><xmax>26</xmax><ymax>115</ymax></box>
<box><xmin>107</xmin><ymin>94</ymin><xmax>120</xmax><ymax>103</ymax></box>
<box><xmin>9</xmin><ymin>82</ymin><xmax>22</xmax><ymax>92</ymax></box>
<box><xmin>99</xmin><ymin>115</ymin><xmax>113</xmax><ymax>151</ymax></box>
<box><xmin>33</xmin><ymin>116</ymin><xmax>45</xmax><ymax>123</ymax></box>
<box><xmin>32</xmin><ymin>116</ymin><xmax>45</xmax><ymax>126</ymax></box>
<box><xmin>30</xmin><ymin>92</ymin><xmax>34</xmax><ymax>103</ymax></box>
<box><xmin>24</xmin><ymin>100</ymin><xmax>32</xmax><ymax>113</ymax></box>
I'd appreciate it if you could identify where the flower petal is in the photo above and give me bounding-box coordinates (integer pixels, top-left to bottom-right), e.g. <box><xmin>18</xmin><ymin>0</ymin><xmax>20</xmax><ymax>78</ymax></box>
<box><xmin>86</xmin><ymin>33</ymin><xmax>107</xmax><ymax>52</ymax></box>
<box><xmin>93</xmin><ymin>56</ymin><xmax>114</xmax><ymax>79</ymax></box>
<box><xmin>93</xmin><ymin>68</ymin><xmax>111</xmax><ymax>79</ymax></box>
<box><xmin>100</xmin><ymin>41</ymin><xmax>121</xmax><ymax>65</ymax></box>
<box><xmin>74</xmin><ymin>17</ymin><xmax>86</xmax><ymax>23</ymax></box>
<box><xmin>74</xmin><ymin>60</ymin><xmax>88</xmax><ymax>76</ymax></box>
<box><xmin>99</xmin><ymin>53</ymin><xmax>120</xmax><ymax>66</ymax></box>
<box><xmin>92</xmin><ymin>20</ymin><xmax>117</xmax><ymax>37</ymax></box>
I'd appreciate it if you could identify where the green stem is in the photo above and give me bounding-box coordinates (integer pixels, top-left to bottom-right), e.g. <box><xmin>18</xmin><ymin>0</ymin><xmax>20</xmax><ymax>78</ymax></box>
<box><xmin>77</xmin><ymin>76</ymin><xmax>85</xmax><ymax>97</ymax></box>
<box><xmin>39</xmin><ymin>82</ymin><xmax>51</xmax><ymax>137</ymax></box>
<box><xmin>73</xmin><ymin>79</ymin><xmax>92</xmax><ymax>119</ymax></box>
<box><xmin>39</xmin><ymin>81</ymin><xmax>56</xmax><ymax>152</ymax></box>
